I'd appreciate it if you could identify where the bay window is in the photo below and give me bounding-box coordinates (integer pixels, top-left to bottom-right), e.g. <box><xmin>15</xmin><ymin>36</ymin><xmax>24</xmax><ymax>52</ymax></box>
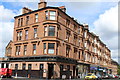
<box><xmin>50</xmin><ymin>11</ymin><xmax>56</xmax><ymax>20</ymax></box>
<box><xmin>45</xmin><ymin>11</ymin><xmax>56</xmax><ymax>20</ymax></box>
<box><xmin>45</xmin><ymin>11</ymin><xmax>49</xmax><ymax>20</ymax></box>
<box><xmin>44</xmin><ymin>43</ymin><xmax>46</xmax><ymax>54</ymax></box>
<box><xmin>48</xmin><ymin>26</ymin><xmax>55</xmax><ymax>36</ymax></box>
<box><xmin>48</xmin><ymin>43</ymin><xmax>55</xmax><ymax>54</ymax></box>
<box><xmin>44</xmin><ymin>26</ymin><xmax>47</xmax><ymax>36</ymax></box>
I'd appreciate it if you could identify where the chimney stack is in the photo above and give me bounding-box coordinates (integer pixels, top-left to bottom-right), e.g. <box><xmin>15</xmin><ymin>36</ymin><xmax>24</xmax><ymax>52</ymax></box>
<box><xmin>83</xmin><ymin>23</ymin><xmax>89</xmax><ymax>30</ymax></box>
<box><xmin>22</xmin><ymin>7</ymin><xmax>32</xmax><ymax>14</ymax></box>
<box><xmin>38</xmin><ymin>0</ymin><xmax>47</xmax><ymax>9</ymax></box>
<box><xmin>58</xmin><ymin>6</ymin><xmax>66</xmax><ymax>12</ymax></box>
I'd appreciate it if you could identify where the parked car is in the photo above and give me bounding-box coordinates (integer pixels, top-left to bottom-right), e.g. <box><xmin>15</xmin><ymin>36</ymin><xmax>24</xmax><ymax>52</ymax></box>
<box><xmin>0</xmin><ymin>68</ymin><xmax>12</xmax><ymax>78</ymax></box>
<box><xmin>114</xmin><ymin>75</ymin><xmax>119</xmax><ymax>78</ymax></box>
<box><xmin>96</xmin><ymin>74</ymin><xmax>102</xmax><ymax>79</ymax></box>
<box><xmin>103</xmin><ymin>74</ymin><xmax>115</xmax><ymax>79</ymax></box>
<box><xmin>85</xmin><ymin>73</ymin><xmax>97</xmax><ymax>79</ymax></box>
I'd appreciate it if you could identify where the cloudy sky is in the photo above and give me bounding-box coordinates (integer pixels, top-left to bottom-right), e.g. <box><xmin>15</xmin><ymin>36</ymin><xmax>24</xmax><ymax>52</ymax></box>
<box><xmin>0</xmin><ymin>0</ymin><xmax>119</xmax><ymax>63</ymax></box>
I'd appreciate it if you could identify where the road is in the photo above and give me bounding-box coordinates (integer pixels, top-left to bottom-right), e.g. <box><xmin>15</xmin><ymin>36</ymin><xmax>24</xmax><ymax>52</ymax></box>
<box><xmin>0</xmin><ymin>78</ymin><xmax>119</xmax><ymax>80</ymax></box>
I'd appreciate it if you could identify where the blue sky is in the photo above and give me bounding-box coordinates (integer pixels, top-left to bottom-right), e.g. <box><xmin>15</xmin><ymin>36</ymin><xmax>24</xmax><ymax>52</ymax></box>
<box><xmin>0</xmin><ymin>0</ymin><xmax>119</xmax><ymax>63</ymax></box>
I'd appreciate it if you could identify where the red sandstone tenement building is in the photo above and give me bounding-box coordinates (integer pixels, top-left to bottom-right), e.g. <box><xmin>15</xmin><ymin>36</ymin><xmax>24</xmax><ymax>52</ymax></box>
<box><xmin>0</xmin><ymin>0</ymin><xmax>118</xmax><ymax>79</ymax></box>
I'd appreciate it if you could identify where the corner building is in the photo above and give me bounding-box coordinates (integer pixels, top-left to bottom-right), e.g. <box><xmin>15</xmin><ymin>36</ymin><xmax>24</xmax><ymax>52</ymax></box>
<box><xmin>5</xmin><ymin>0</ymin><xmax>112</xmax><ymax>79</ymax></box>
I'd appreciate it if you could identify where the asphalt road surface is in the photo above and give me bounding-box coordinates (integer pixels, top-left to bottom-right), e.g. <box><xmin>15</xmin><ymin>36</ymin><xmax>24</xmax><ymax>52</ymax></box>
<box><xmin>0</xmin><ymin>78</ymin><xmax>119</xmax><ymax>80</ymax></box>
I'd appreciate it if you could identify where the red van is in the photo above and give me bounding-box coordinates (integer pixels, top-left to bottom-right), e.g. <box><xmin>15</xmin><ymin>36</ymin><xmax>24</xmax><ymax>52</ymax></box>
<box><xmin>0</xmin><ymin>68</ymin><xmax>12</xmax><ymax>78</ymax></box>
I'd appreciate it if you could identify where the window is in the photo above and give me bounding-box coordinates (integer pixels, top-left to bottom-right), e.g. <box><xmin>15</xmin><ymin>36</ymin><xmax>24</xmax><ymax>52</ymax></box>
<box><xmin>44</xmin><ymin>26</ymin><xmax>47</xmax><ymax>36</ymax></box>
<box><xmin>18</xmin><ymin>19</ymin><xmax>20</xmax><ymax>27</ymax></box>
<box><xmin>34</xmin><ymin>28</ymin><xmax>37</xmax><ymax>38</ymax></box>
<box><xmin>67</xmin><ymin>65</ymin><xmax>70</xmax><ymax>71</ymax></box>
<box><xmin>35</xmin><ymin>14</ymin><xmax>38</xmax><ymax>22</ymax></box>
<box><xmin>16</xmin><ymin>46</ymin><xmax>21</xmax><ymax>55</ymax></box>
<box><xmin>22</xmin><ymin>64</ymin><xmax>26</xmax><ymax>70</ymax></box>
<box><xmin>44</xmin><ymin>43</ymin><xmax>46</xmax><ymax>54</ymax></box>
<box><xmin>26</xmin><ymin>16</ymin><xmax>29</xmax><ymax>25</ymax></box>
<box><xmin>25</xmin><ymin>30</ymin><xmax>28</xmax><ymax>40</ymax></box>
<box><xmin>66</xmin><ymin>30</ymin><xmax>70</xmax><ymax>41</ymax></box>
<box><xmin>1</xmin><ymin>63</ymin><xmax>4</xmax><ymax>68</ymax></box>
<box><xmin>48</xmin><ymin>26</ymin><xmax>55</xmax><ymax>36</ymax></box>
<box><xmin>33</xmin><ymin>44</ymin><xmax>36</xmax><ymax>54</ymax></box>
<box><xmin>84</xmin><ymin>32</ymin><xmax>87</xmax><ymax>38</ymax></box>
<box><xmin>66</xmin><ymin>19</ymin><xmax>70</xmax><ymax>26</ymax></box>
<box><xmin>19</xmin><ymin>31</ymin><xmax>22</xmax><ymax>40</ymax></box>
<box><xmin>74</xmin><ymin>34</ymin><xmax>77</xmax><ymax>44</ymax></box>
<box><xmin>78</xmin><ymin>38</ymin><xmax>80</xmax><ymax>46</ymax></box>
<box><xmin>74</xmin><ymin>47</ymin><xmax>77</xmax><ymax>53</ymax></box>
<box><xmin>15</xmin><ymin>64</ymin><xmax>18</xmax><ymax>70</ymax></box>
<box><xmin>21</xmin><ymin>18</ymin><xmax>23</xmax><ymax>26</ymax></box>
<box><xmin>50</xmin><ymin>11</ymin><xmax>56</xmax><ymax>20</ymax></box>
<box><xmin>84</xmin><ymin>41</ymin><xmax>87</xmax><ymax>49</ymax></box>
<box><xmin>78</xmin><ymin>28</ymin><xmax>80</xmax><ymax>34</ymax></box>
<box><xmin>40</xmin><ymin>64</ymin><xmax>44</xmax><ymax>70</ymax></box>
<box><xmin>17</xmin><ymin>31</ymin><xmax>22</xmax><ymax>41</ymax></box>
<box><xmin>66</xmin><ymin>45</ymin><xmax>70</xmax><ymax>57</ymax></box>
<box><xmin>78</xmin><ymin>51</ymin><xmax>80</xmax><ymax>59</ymax></box>
<box><xmin>24</xmin><ymin>45</ymin><xmax>27</xmax><ymax>55</ymax></box>
<box><xmin>28</xmin><ymin>64</ymin><xmax>32</xmax><ymax>70</ymax></box>
<box><xmin>45</xmin><ymin>11</ymin><xmax>49</xmax><ymax>20</ymax></box>
<box><xmin>74</xmin><ymin>24</ymin><xmax>77</xmax><ymax>30</ymax></box>
<box><xmin>48</xmin><ymin>43</ymin><xmax>55</xmax><ymax>54</ymax></box>
<box><xmin>74</xmin><ymin>34</ymin><xmax>77</xmax><ymax>40</ymax></box>
<box><xmin>60</xmin><ymin>64</ymin><xmax>64</xmax><ymax>71</ymax></box>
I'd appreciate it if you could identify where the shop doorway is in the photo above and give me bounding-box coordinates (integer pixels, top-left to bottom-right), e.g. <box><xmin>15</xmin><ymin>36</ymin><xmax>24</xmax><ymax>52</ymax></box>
<box><xmin>48</xmin><ymin>64</ymin><xmax>54</xmax><ymax>79</ymax></box>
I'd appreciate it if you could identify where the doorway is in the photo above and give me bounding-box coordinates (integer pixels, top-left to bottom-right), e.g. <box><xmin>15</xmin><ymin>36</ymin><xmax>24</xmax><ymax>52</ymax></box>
<box><xmin>48</xmin><ymin>64</ymin><xmax>54</xmax><ymax>79</ymax></box>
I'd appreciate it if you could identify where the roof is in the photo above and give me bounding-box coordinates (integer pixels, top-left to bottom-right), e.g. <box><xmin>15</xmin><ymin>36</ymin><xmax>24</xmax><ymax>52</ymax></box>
<box><xmin>14</xmin><ymin>6</ymin><xmax>83</xmax><ymax>27</ymax></box>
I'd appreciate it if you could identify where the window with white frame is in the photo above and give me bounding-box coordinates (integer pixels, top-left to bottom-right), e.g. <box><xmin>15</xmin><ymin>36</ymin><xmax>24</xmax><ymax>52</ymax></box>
<box><xmin>48</xmin><ymin>26</ymin><xmax>55</xmax><ymax>36</ymax></box>
<box><xmin>33</xmin><ymin>44</ymin><xmax>36</xmax><ymax>54</ymax></box>
<box><xmin>17</xmin><ymin>31</ymin><xmax>22</xmax><ymax>41</ymax></box>
<box><xmin>34</xmin><ymin>28</ymin><xmax>37</xmax><ymax>38</ymax></box>
<box><xmin>45</xmin><ymin>11</ymin><xmax>49</xmax><ymax>20</ymax></box>
<box><xmin>48</xmin><ymin>43</ymin><xmax>55</xmax><ymax>54</ymax></box>
<box><xmin>35</xmin><ymin>14</ymin><xmax>38</xmax><ymax>22</ymax></box>
<box><xmin>66</xmin><ymin>30</ymin><xmax>70</xmax><ymax>41</ymax></box>
<box><xmin>16</xmin><ymin>46</ymin><xmax>21</xmax><ymax>55</ymax></box>
<box><xmin>24</xmin><ymin>45</ymin><xmax>27</xmax><ymax>55</ymax></box>
<box><xmin>50</xmin><ymin>11</ymin><xmax>56</xmax><ymax>20</ymax></box>
<box><xmin>25</xmin><ymin>30</ymin><xmax>28</xmax><ymax>40</ymax></box>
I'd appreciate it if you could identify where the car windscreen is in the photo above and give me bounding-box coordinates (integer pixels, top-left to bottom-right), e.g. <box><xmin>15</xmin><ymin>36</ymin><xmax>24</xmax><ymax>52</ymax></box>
<box><xmin>87</xmin><ymin>74</ymin><xmax>92</xmax><ymax>76</ymax></box>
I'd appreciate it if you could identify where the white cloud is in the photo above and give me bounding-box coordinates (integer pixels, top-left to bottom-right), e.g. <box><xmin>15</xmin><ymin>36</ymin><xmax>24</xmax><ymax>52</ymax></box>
<box><xmin>0</xmin><ymin>5</ymin><xmax>15</xmax><ymax>57</ymax></box>
<box><xmin>92</xmin><ymin>5</ymin><xmax>118</xmax><ymax>62</ymax></box>
<box><xmin>0</xmin><ymin>5</ymin><xmax>16</xmax><ymax>22</ymax></box>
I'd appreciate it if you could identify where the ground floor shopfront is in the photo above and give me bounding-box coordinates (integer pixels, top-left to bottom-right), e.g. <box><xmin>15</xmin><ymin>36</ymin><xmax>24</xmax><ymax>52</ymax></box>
<box><xmin>8</xmin><ymin>56</ymin><xmax>78</xmax><ymax>79</ymax></box>
<box><xmin>90</xmin><ymin>65</ymin><xmax>112</xmax><ymax>77</ymax></box>
<box><xmin>0</xmin><ymin>56</ymin><xmax>113</xmax><ymax>79</ymax></box>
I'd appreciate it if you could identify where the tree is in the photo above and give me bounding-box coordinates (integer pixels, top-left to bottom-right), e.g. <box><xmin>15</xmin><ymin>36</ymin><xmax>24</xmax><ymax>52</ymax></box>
<box><xmin>117</xmin><ymin>65</ymin><xmax>120</xmax><ymax>75</ymax></box>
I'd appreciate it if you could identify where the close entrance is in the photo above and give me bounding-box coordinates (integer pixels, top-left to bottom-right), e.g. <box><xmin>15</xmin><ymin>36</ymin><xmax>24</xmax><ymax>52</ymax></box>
<box><xmin>48</xmin><ymin>64</ymin><xmax>54</xmax><ymax>79</ymax></box>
